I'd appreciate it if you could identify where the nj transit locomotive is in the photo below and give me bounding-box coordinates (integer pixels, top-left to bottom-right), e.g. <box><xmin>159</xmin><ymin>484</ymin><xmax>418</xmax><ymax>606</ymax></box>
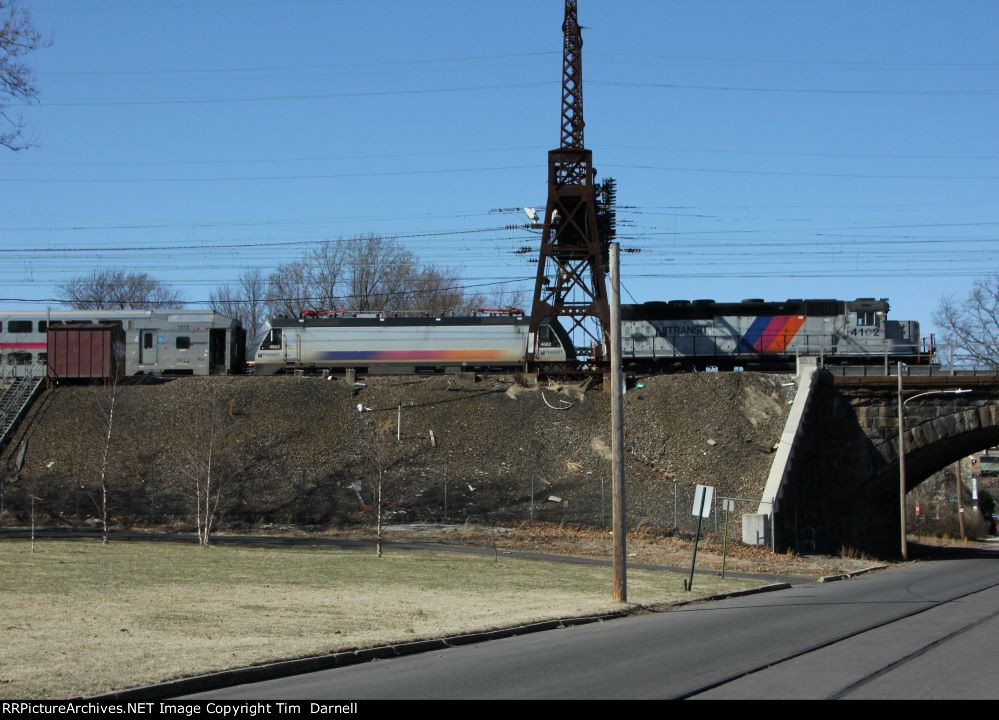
<box><xmin>0</xmin><ymin>309</ymin><xmax>245</xmax><ymax>377</ymax></box>
<box><xmin>251</xmin><ymin>298</ymin><xmax>930</xmax><ymax>375</ymax></box>
<box><xmin>251</xmin><ymin>310</ymin><xmax>574</xmax><ymax>375</ymax></box>
<box><xmin>619</xmin><ymin>297</ymin><xmax>930</xmax><ymax>370</ymax></box>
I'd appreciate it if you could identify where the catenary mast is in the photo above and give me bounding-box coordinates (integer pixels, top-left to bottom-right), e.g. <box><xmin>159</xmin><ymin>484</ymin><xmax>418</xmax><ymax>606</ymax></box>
<box><xmin>528</xmin><ymin>0</ymin><xmax>615</xmax><ymax>367</ymax></box>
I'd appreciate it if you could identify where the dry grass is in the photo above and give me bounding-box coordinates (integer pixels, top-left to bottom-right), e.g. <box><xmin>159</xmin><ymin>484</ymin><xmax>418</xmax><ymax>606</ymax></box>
<box><xmin>0</xmin><ymin>538</ymin><xmax>763</xmax><ymax>699</ymax></box>
<box><xmin>838</xmin><ymin>545</ymin><xmax>877</xmax><ymax>562</ymax></box>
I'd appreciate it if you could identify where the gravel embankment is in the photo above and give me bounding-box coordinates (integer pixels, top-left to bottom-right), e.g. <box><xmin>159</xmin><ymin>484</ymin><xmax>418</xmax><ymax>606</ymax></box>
<box><xmin>1</xmin><ymin>372</ymin><xmax>795</xmax><ymax>533</ymax></box>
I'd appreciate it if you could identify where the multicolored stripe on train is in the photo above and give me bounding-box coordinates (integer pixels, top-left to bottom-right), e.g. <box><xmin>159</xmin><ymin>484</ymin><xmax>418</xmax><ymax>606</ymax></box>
<box><xmin>312</xmin><ymin>349</ymin><xmax>522</xmax><ymax>363</ymax></box>
<box><xmin>736</xmin><ymin>316</ymin><xmax>807</xmax><ymax>353</ymax></box>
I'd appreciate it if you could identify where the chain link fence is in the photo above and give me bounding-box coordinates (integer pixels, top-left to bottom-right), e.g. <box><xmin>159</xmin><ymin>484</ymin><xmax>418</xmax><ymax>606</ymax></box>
<box><xmin>2</xmin><ymin>460</ymin><xmax>763</xmax><ymax>545</ymax></box>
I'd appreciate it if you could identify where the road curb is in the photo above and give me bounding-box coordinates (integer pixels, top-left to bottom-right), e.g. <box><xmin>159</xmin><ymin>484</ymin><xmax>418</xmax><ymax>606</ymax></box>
<box><xmin>90</xmin><ymin>613</ymin><xmax>628</xmax><ymax>702</ymax></box>
<box><xmin>818</xmin><ymin>564</ymin><xmax>887</xmax><ymax>583</ymax></box>
<box><xmin>90</xmin><ymin>582</ymin><xmax>792</xmax><ymax>701</ymax></box>
<box><xmin>651</xmin><ymin>581</ymin><xmax>792</xmax><ymax>610</ymax></box>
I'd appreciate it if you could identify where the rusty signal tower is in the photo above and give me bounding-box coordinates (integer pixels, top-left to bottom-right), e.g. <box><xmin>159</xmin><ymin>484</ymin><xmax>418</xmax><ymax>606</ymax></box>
<box><xmin>529</xmin><ymin>0</ymin><xmax>615</xmax><ymax>366</ymax></box>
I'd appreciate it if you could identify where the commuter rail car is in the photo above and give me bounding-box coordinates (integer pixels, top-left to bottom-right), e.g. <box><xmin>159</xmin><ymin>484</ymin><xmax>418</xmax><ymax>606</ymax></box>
<box><xmin>0</xmin><ymin>309</ymin><xmax>245</xmax><ymax>377</ymax></box>
<box><xmin>251</xmin><ymin>311</ymin><xmax>573</xmax><ymax>375</ymax></box>
<box><xmin>619</xmin><ymin>297</ymin><xmax>931</xmax><ymax>370</ymax></box>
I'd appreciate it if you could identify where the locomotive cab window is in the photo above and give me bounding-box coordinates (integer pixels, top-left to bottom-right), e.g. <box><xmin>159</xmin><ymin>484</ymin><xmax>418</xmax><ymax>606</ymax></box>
<box><xmin>539</xmin><ymin>325</ymin><xmax>558</xmax><ymax>348</ymax></box>
<box><xmin>261</xmin><ymin>328</ymin><xmax>283</xmax><ymax>350</ymax></box>
<box><xmin>8</xmin><ymin>321</ymin><xmax>32</xmax><ymax>333</ymax></box>
<box><xmin>176</xmin><ymin>336</ymin><xmax>191</xmax><ymax>350</ymax></box>
<box><xmin>855</xmin><ymin>311</ymin><xmax>879</xmax><ymax>327</ymax></box>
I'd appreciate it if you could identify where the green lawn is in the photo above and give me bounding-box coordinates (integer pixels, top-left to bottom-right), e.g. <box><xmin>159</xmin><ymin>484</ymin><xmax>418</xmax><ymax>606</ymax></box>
<box><xmin>0</xmin><ymin>538</ymin><xmax>765</xmax><ymax>698</ymax></box>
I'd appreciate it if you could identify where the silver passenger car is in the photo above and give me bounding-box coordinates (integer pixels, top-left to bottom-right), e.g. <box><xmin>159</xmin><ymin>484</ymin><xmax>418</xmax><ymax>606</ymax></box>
<box><xmin>0</xmin><ymin>309</ymin><xmax>245</xmax><ymax>377</ymax></box>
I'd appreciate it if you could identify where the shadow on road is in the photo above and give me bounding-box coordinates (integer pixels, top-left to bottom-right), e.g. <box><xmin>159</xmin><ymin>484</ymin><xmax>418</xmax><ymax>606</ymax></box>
<box><xmin>908</xmin><ymin>540</ymin><xmax>999</xmax><ymax>561</ymax></box>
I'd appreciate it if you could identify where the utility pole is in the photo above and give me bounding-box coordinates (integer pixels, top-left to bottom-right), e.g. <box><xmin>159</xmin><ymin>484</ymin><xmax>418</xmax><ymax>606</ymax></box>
<box><xmin>610</xmin><ymin>242</ymin><xmax>626</xmax><ymax>602</ymax></box>
<box><xmin>957</xmin><ymin>459</ymin><xmax>967</xmax><ymax>541</ymax></box>
<box><xmin>897</xmin><ymin>362</ymin><xmax>907</xmax><ymax>560</ymax></box>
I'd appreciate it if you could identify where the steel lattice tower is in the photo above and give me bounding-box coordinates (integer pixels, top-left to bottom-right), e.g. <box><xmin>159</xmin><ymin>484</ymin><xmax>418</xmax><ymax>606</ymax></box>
<box><xmin>528</xmin><ymin>0</ymin><xmax>613</xmax><ymax>366</ymax></box>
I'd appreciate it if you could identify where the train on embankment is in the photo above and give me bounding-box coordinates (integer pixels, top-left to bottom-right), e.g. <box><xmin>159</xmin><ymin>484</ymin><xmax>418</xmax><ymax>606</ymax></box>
<box><xmin>0</xmin><ymin>297</ymin><xmax>932</xmax><ymax>378</ymax></box>
<box><xmin>249</xmin><ymin>297</ymin><xmax>934</xmax><ymax>375</ymax></box>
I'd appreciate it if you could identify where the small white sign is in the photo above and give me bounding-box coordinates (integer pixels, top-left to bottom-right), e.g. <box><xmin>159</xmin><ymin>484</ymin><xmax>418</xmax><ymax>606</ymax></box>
<box><xmin>722</xmin><ymin>498</ymin><xmax>735</xmax><ymax>513</ymax></box>
<box><xmin>692</xmin><ymin>484</ymin><xmax>714</xmax><ymax>518</ymax></box>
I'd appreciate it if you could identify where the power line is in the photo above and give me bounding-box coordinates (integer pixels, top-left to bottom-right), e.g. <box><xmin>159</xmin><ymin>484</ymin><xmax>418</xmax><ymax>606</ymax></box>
<box><xmin>605</xmin><ymin>143</ymin><xmax>999</xmax><ymax>163</ymax></box>
<box><xmin>0</xmin><ymin>277</ymin><xmax>535</xmax><ymax>307</ymax></box>
<box><xmin>0</xmin><ymin>145</ymin><xmax>544</xmax><ymax>169</ymax></box>
<box><xmin>25</xmin><ymin>81</ymin><xmax>554</xmax><ymax>108</ymax></box>
<box><xmin>37</xmin><ymin>52</ymin><xmax>558</xmax><ymax>77</ymax></box>
<box><xmin>588</xmin><ymin>50</ymin><xmax>999</xmax><ymax>70</ymax></box>
<box><xmin>0</xmin><ymin>225</ymin><xmax>529</xmax><ymax>253</ymax></box>
<box><xmin>607</xmin><ymin>163</ymin><xmax>999</xmax><ymax>182</ymax></box>
<box><xmin>592</xmin><ymin>79</ymin><xmax>999</xmax><ymax>97</ymax></box>
<box><xmin>0</xmin><ymin>165</ymin><xmax>536</xmax><ymax>184</ymax></box>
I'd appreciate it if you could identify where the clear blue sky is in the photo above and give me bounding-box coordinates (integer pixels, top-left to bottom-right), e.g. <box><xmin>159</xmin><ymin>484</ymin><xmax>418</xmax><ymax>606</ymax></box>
<box><xmin>3</xmin><ymin>0</ymin><xmax>999</xmax><ymax>341</ymax></box>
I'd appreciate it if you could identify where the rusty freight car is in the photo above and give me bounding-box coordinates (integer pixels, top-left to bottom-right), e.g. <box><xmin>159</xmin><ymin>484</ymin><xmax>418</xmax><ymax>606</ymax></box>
<box><xmin>46</xmin><ymin>322</ymin><xmax>126</xmax><ymax>382</ymax></box>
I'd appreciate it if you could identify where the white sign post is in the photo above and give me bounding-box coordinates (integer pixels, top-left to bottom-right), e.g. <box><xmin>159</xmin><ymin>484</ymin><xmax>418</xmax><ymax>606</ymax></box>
<box><xmin>693</xmin><ymin>484</ymin><xmax>714</xmax><ymax>518</ymax></box>
<box><xmin>686</xmin><ymin>484</ymin><xmax>715</xmax><ymax>591</ymax></box>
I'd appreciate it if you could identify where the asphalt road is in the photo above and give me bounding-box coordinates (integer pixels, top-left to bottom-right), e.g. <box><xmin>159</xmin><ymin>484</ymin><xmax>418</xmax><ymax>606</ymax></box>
<box><xmin>188</xmin><ymin>548</ymin><xmax>999</xmax><ymax>700</ymax></box>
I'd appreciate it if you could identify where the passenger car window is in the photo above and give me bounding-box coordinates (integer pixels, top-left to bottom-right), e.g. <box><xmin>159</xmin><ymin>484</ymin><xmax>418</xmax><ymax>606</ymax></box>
<box><xmin>8</xmin><ymin>321</ymin><xmax>32</xmax><ymax>333</ymax></box>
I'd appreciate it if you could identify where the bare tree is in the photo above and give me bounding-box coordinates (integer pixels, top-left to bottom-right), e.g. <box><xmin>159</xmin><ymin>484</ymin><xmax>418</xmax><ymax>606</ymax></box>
<box><xmin>259</xmin><ymin>235</ymin><xmax>499</xmax><ymax>319</ymax></box>
<box><xmin>265</xmin><ymin>259</ymin><xmax>312</xmax><ymax>318</ymax></box>
<box><xmin>308</xmin><ymin>240</ymin><xmax>345</xmax><ymax>311</ymax></box>
<box><xmin>368</xmin><ymin>417</ymin><xmax>397</xmax><ymax>558</ymax></box>
<box><xmin>1</xmin><ymin>1</ymin><xmax>45</xmax><ymax>151</ymax></box>
<box><xmin>934</xmin><ymin>275</ymin><xmax>999</xmax><ymax>369</ymax></box>
<box><xmin>59</xmin><ymin>268</ymin><xmax>184</xmax><ymax>310</ymax></box>
<box><xmin>180</xmin><ymin>387</ymin><xmax>233</xmax><ymax>546</ymax></box>
<box><xmin>210</xmin><ymin>268</ymin><xmax>267</xmax><ymax>338</ymax></box>
<box><xmin>343</xmin><ymin>235</ymin><xmax>415</xmax><ymax>312</ymax></box>
<box><xmin>408</xmin><ymin>267</ymin><xmax>477</xmax><ymax>316</ymax></box>
<box><xmin>90</xmin><ymin>375</ymin><xmax>124</xmax><ymax>546</ymax></box>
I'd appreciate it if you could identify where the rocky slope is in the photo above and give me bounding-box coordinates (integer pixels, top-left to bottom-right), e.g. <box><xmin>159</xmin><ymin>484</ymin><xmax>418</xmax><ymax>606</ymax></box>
<box><xmin>1</xmin><ymin>372</ymin><xmax>795</xmax><ymax>535</ymax></box>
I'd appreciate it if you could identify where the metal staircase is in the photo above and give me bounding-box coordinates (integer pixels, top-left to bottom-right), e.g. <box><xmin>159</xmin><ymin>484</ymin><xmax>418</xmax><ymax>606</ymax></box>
<box><xmin>0</xmin><ymin>364</ymin><xmax>44</xmax><ymax>450</ymax></box>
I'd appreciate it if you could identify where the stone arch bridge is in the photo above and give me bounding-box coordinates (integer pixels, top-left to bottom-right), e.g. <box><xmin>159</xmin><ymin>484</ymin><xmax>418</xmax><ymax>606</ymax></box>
<box><xmin>772</xmin><ymin>372</ymin><xmax>999</xmax><ymax>557</ymax></box>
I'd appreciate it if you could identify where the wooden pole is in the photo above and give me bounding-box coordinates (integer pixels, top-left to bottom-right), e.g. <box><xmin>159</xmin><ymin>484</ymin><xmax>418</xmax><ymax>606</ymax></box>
<box><xmin>957</xmin><ymin>460</ymin><xmax>967</xmax><ymax>541</ymax></box>
<box><xmin>897</xmin><ymin>362</ymin><xmax>908</xmax><ymax>560</ymax></box>
<box><xmin>610</xmin><ymin>243</ymin><xmax>627</xmax><ymax>602</ymax></box>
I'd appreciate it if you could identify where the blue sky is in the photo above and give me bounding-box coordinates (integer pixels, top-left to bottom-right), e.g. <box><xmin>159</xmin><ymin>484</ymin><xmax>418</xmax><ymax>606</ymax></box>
<box><xmin>3</xmin><ymin>0</ymin><xmax>999</xmax><ymax>342</ymax></box>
